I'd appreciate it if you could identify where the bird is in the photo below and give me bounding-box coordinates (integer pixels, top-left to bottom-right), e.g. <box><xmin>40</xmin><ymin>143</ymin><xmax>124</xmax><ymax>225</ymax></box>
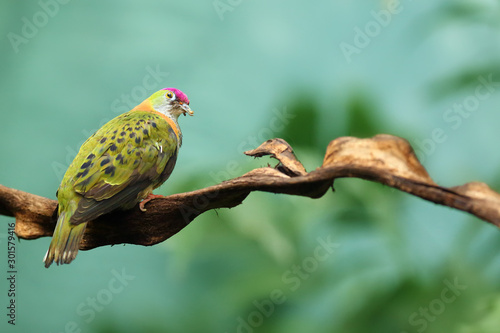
<box><xmin>44</xmin><ymin>87</ymin><xmax>193</xmax><ymax>268</ymax></box>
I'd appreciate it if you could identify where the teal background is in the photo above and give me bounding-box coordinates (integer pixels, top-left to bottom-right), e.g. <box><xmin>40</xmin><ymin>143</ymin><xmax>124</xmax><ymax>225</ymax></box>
<box><xmin>1</xmin><ymin>1</ymin><xmax>500</xmax><ymax>332</ymax></box>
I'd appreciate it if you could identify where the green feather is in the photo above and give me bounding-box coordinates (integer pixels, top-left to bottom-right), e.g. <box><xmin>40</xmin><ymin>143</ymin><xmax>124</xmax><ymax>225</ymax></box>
<box><xmin>44</xmin><ymin>110</ymin><xmax>180</xmax><ymax>267</ymax></box>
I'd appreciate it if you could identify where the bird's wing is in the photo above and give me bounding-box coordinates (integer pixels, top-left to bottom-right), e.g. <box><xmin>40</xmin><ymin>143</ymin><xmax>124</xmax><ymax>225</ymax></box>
<box><xmin>63</xmin><ymin>111</ymin><xmax>179</xmax><ymax>225</ymax></box>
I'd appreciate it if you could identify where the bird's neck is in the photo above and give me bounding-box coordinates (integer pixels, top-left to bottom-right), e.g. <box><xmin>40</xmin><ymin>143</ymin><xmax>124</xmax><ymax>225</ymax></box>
<box><xmin>132</xmin><ymin>100</ymin><xmax>182</xmax><ymax>147</ymax></box>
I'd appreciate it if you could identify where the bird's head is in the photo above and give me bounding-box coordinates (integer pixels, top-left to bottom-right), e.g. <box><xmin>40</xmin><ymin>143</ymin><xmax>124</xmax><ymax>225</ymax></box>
<box><xmin>148</xmin><ymin>87</ymin><xmax>194</xmax><ymax>120</ymax></box>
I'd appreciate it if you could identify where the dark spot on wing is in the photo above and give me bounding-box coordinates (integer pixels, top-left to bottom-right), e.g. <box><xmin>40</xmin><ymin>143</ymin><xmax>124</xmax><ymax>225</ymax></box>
<box><xmin>110</xmin><ymin>144</ymin><xmax>118</xmax><ymax>152</ymax></box>
<box><xmin>104</xmin><ymin>166</ymin><xmax>115</xmax><ymax>175</ymax></box>
<box><xmin>81</xmin><ymin>161</ymin><xmax>91</xmax><ymax>169</ymax></box>
<box><xmin>143</xmin><ymin>129</ymin><xmax>149</xmax><ymax>135</ymax></box>
<box><xmin>76</xmin><ymin>177</ymin><xmax>91</xmax><ymax>189</ymax></box>
<box><xmin>100</xmin><ymin>137</ymin><xmax>107</xmax><ymax>144</ymax></box>
<box><xmin>76</xmin><ymin>168</ymin><xmax>89</xmax><ymax>178</ymax></box>
<box><xmin>100</xmin><ymin>158</ymin><xmax>110</xmax><ymax>166</ymax></box>
<box><xmin>135</xmin><ymin>137</ymin><xmax>141</xmax><ymax>144</ymax></box>
<box><xmin>129</xmin><ymin>132</ymin><xmax>135</xmax><ymax>138</ymax></box>
<box><xmin>117</xmin><ymin>138</ymin><xmax>124</xmax><ymax>143</ymax></box>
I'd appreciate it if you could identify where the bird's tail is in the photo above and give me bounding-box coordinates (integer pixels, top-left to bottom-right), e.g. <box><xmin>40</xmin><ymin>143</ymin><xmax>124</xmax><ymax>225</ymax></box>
<box><xmin>43</xmin><ymin>211</ymin><xmax>86</xmax><ymax>268</ymax></box>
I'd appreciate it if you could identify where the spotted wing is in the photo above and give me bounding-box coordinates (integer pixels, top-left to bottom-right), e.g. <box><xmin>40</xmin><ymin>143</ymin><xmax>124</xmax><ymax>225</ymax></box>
<box><xmin>63</xmin><ymin>111</ymin><xmax>178</xmax><ymax>225</ymax></box>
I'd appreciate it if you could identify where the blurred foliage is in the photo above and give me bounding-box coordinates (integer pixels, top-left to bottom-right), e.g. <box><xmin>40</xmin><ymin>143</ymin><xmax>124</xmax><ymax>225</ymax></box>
<box><xmin>1</xmin><ymin>1</ymin><xmax>500</xmax><ymax>333</ymax></box>
<box><xmin>275</xmin><ymin>92</ymin><xmax>320</xmax><ymax>151</ymax></box>
<box><xmin>427</xmin><ymin>65</ymin><xmax>500</xmax><ymax>101</ymax></box>
<box><xmin>345</xmin><ymin>90</ymin><xmax>383</xmax><ymax>138</ymax></box>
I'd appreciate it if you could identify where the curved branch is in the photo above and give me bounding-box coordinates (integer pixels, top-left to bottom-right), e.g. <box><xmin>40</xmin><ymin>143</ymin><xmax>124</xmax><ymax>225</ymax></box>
<box><xmin>2</xmin><ymin>135</ymin><xmax>500</xmax><ymax>251</ymax></box>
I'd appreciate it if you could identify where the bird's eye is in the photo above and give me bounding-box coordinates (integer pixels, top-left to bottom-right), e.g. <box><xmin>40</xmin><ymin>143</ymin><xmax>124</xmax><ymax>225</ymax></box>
<box><xmin>166</xmin><ymin>92</ymin><xmax>173</xmax><ymax>99</ymax></box>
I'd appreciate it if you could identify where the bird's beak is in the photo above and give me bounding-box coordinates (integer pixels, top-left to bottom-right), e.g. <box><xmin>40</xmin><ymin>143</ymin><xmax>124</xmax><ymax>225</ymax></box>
<box><xmin>180</xmin><ymin>103</ymin><xmax>194</xmax><ymax>116</ymax></box>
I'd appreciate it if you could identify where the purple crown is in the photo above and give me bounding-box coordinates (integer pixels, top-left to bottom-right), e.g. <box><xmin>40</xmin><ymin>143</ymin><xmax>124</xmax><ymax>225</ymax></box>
<box><xmin>162</xmin><ymin>87</ymin><xmax>190</xmax><ymax>105</ymax></box>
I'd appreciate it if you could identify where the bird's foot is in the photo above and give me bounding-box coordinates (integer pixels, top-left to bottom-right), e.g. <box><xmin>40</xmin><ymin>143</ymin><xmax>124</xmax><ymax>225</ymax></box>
<box><xmin>139</xmin><ymin>194</ymin><xmax>164</xmax><ymax>212</ymax></box>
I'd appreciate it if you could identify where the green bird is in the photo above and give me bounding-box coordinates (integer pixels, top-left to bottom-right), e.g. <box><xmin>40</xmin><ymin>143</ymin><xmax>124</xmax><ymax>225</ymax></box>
<box><xmin>44</xmin><ymin>88</ymin><xmax>193</xmax><ymax>268</ymax></box>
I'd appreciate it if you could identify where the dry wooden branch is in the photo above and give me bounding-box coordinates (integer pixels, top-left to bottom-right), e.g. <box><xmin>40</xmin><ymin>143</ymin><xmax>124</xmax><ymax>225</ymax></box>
<box><xmin>1</xmin><ymin>135</ymin><xmax>500</xmax><ymax>251</ymax></box>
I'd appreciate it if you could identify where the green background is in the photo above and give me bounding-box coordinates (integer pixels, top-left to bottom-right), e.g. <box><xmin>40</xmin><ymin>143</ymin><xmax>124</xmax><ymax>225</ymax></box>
<box><xmin>1</xmin><ymin>1</ymin><xmax>500</xmax><ymax>332</ymax></box>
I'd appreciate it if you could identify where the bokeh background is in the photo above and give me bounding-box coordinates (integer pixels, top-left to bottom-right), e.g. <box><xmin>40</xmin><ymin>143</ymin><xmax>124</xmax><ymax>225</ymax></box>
<box><xmin>2</xmin><ymin>1</ymin><xmax>500</xmax><ymax>332</ymax></box>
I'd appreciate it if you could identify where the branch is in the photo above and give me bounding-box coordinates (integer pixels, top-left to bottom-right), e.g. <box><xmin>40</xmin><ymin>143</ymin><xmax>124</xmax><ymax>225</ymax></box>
<box><xmin>2</xmin><ymin>135</ymin><xmax>500</xmax><ymax>251</ymax></box>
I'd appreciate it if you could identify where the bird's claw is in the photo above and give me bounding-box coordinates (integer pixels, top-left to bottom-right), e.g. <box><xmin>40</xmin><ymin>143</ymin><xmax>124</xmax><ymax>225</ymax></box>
<box><xmin>139</xmin><ymin>194</ymin><xmax>164</xmax><ymax>212</ymax></box>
